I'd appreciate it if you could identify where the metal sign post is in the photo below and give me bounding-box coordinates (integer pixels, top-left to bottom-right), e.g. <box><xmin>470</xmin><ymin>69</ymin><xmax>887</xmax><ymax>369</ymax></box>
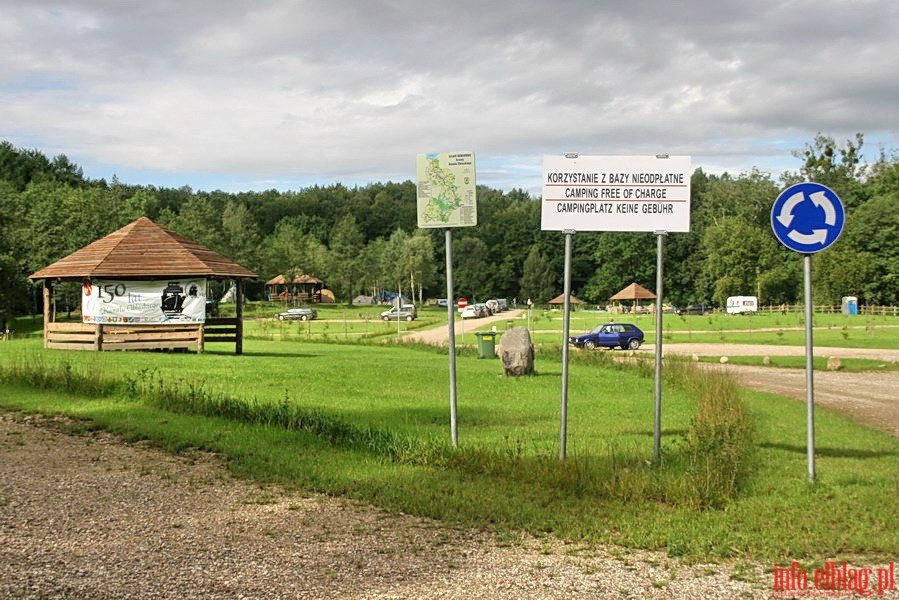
<box><xmin>653</xmin><ymin>230</ymin><xmax>666</xmax><ymax>464</ymax></box>
<box><xmin>416</xmin><ymin>151</ymin><xmax>476</xmax><ymax>449</ymax></box>
<box><xmin>445</xmin><ymin>230</ymin><xmax>458</xmax><ymax>447</ymax></box>
<box><xmin>560</xmin><ymin>230</ymin><xmax>574</xmax><ymax>460</ymax></box>
<box><xmin>771</xmin><ymin>182</ymin><xmax>845</xmax><ymax>483</ymax></box>
<box><xmin>803</xmin><ymin>254</ymin><xmax>815</xmax><ymax>480</ymax></box>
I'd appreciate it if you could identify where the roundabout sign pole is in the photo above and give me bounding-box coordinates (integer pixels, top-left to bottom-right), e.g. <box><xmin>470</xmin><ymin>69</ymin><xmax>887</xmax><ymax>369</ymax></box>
<box><xmin>771</xmin><ymin>182</ymin><xmax>845</xmax><ymax>482</ymax></box>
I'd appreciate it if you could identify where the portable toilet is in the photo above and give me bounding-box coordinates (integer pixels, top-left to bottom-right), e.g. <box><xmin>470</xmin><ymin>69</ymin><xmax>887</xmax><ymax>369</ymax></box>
<box><xmin>841</xmin><ymin>296</ymin><xmax>858</xmax><ymax>315</ymax></box>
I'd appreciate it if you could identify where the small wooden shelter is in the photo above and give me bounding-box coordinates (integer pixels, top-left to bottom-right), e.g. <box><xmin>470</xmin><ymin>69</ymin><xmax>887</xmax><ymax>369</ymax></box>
<box><xmin>548</xmin><ymin>293</ymin><xmax>584</xmax><ymax>307</ymax></box>
<box><xmin>610</xmin><ymin>282</ymin><xmax>656</xmax><ymax>313</ymax></box>
<box><xmin>264</xmin><ymin>271</ymin><xmax>325</xmax><ymax>303</ymax></box>
<box><xmin>29</xmin><ymin>217</ymin><xmax>257</xmax><ymax>354</ymax></box>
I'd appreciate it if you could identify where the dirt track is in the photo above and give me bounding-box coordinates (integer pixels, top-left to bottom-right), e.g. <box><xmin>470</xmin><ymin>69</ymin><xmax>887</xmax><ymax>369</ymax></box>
<box><xmin>653</xmin><ymin>343</ymin><xmax>899</xmax><ymax>437</ymax></box>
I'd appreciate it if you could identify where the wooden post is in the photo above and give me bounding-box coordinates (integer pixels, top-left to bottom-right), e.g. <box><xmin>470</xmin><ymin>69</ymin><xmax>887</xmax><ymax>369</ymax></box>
<box><xmin>197</xmin><ymin>324</ymin><xmax>205</xmax><ymax>354</ymax></box>
<box><xmin>95</xmin><ymin>324</ymin><xmax>103</xmax><ymax>351</ymax></box>
<box><xmin>235</xmin><ymin>279</ymin><xmax>244</xmax><ymax>355</ymax></box>
<box><xmin>42</xmin><ymin>283</ymin><xmax>51</xmax><ymax>348</ymax></box>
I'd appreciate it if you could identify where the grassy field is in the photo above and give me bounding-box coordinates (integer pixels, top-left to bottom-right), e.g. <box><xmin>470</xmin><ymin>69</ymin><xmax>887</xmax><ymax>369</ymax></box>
<box><xmin>1</xmin><ymin>319</ymin><xmax>897</xmax><ymax>564</ymax></box>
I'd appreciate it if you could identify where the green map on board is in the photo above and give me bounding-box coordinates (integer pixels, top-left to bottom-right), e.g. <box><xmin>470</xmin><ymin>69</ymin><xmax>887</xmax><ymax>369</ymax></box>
<box><xmin>416</xmin><ymin>152</ymin><xmax>477</xmax><ymax>228</ymax></box>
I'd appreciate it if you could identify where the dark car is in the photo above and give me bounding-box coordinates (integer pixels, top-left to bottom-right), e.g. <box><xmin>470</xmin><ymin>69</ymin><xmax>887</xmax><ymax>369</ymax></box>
<box><xmin>677</xmin><ymin>304</ymin><xmax>712</xmax><ymax>316</ymax></box>
<box><xmin>277</xmin><ymin>307</ymin><xmax>318</xmax><ymax>321</ymax></box>
<box><xmin>569</xmin><ymin>322</ymin><xmax>644</xmax><ymax>350</ymax></box>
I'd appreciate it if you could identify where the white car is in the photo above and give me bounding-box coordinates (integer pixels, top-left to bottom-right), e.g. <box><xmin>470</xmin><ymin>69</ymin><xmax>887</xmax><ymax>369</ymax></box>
<box><xmin>459</xmin><ymin>305</ymin><xmax>480</xmax><ymax>319</ymax></box>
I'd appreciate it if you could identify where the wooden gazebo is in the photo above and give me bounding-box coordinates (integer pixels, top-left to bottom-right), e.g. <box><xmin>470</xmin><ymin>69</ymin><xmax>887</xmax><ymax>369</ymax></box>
<box><xmin>610</xmin><ymin>282</ymin><xmax>656</xmax><ymax>313</ymax></box>
<box><xmin>265</xmin><ymin>271</ymin><xmax>324</xmax><ymax>303</ymax></box>
<box><xmin>29</xmin><ymin>217</ymin><xmax>257</xmax><ymax>354</ymax></box>
<box><xmin>548</xmin><ymin>293</ymin><xmax>584</xmax><ymax>307</ymax></box>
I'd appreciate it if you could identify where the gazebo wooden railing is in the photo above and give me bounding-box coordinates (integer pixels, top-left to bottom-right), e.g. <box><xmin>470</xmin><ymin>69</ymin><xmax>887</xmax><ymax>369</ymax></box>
<box><xmin>42</xmin><ymin>317</ymin><xmax>242</xmax><ymax>353</ymax></box>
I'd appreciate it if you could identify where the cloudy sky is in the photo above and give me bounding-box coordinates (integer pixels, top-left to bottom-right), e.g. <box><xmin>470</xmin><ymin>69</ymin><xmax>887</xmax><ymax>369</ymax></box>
<box><xmin>3</xmin><ymin>0</ymin><xmax>898</xmax><ymax>195</ymax></box>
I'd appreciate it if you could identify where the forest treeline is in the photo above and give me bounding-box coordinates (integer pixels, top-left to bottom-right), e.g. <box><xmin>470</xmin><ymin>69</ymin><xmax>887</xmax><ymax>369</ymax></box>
<box><xmin>1</xmin><ymin>134</ymin><xmax>897</xmax><ymax>321</ymax></box>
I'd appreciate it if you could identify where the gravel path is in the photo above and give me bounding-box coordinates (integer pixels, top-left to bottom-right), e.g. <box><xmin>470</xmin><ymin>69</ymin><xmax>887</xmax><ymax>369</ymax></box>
<box><xmin>651</xmin><ymin>343</ymin><xmax>899</xmax><ymax>438</ymax></box>
<box><xmin>0</xmin><ymin>412</ymin><xmax>775</xmax><ymax>599</ymax></box>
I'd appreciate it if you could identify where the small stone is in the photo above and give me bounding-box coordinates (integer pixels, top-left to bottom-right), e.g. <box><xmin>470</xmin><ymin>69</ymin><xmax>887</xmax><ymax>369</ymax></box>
<box><xmin>719</xmin><ymin>356</ymin><xmax>729</xmax><ymax>364</ymax></box>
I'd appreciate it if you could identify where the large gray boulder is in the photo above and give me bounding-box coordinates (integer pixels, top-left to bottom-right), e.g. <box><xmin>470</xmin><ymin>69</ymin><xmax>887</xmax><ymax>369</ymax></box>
<box><xmin>498</xmin><ymin>326</ymin><xmax>534</xmax><ymax>376</ymax></box>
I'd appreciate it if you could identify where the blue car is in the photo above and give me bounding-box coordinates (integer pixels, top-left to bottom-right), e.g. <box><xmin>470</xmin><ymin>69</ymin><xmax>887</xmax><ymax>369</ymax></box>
<box><xmin>569</xmin><ymin>322</ymin><xmax>644</xmax><ymax>350</ymax></box>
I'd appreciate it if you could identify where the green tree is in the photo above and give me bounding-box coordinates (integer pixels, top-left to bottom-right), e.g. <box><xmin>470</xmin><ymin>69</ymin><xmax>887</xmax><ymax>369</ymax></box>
<box><xmin>790</xmin><ymin>133</ymin><xmax>869</xmax><ymax>209</ymax></box>
<box><xmin>220</xmin><ymin>201</ymin><xmax>262</xmax><ymax>272</ymax></box>
<box><xmin>382</xmin><ymin>229</ymin><xmax>411</xmax><ymax>299</ymax></box>
<box><xmin>700</xmin><ymin>216</ymin><xmax>789</xmax><ymax>306</ymax></box>
<box><xmin>400</xmin><ymin>230</ymin><xmax>437</xmax><ymax>306</ymax></box>
<box><xmin>326</xmin><ymin>215</ymin><xmax>365</xmax><ymax>304</ymax></box>
<box><xmin>160</xmin><ymin>194</ymin><xmax>222</xmax><ymax>251</ymax></box>
<box><xmin>825</xmin><ymin>195</ymin><xmax>899</xmax><ymax>304</ymax></box>
<box><xmin>453</xmin><ymin>237</ymin><xmax>490</xmax><ymax>301</ymax></box>
<box><xmin>813</xmin><ymin>248</ymin><xmax>881</xmax><ymax>305</ymax></box>
<box><xmin>519</xmin><ymin>245</ymin><xmax>556</xmax><ymax>307</ymax></box>
<box><xmin>581</xmin><ymin>232</ymin><xmax>656</xmax><ymax>304</ymax></box>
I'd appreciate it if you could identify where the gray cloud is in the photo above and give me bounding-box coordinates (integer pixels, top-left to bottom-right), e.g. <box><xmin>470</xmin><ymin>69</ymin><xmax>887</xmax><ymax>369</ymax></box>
<box><xmin>2</xmin><ymin>0</ymin><xmax>897</xmax><ymax>191</ymax></box>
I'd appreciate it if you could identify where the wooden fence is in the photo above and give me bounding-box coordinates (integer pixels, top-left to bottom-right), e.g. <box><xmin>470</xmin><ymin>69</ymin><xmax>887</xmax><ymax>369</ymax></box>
<box><xmin>757</xmin><ymin>305</ymin><xmax>899</xmax><ymax>316</ymax></box>
<box><xmin>43</xmin><ymin>317</ymin><xmax>241</xmax><ymax>353</ymax></box>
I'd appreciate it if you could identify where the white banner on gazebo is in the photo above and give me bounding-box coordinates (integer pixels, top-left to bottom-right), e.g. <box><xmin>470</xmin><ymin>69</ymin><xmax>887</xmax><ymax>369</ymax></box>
<box><xmin>82</xmin><ymin>279</ymin><xmax>207</xmax><ymax>324</ymax></box>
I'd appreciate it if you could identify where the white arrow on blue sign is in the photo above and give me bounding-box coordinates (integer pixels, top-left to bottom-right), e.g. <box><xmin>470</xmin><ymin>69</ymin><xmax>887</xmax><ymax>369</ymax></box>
<box><xmin>771</xmin><ymin>182</ymin><xmax>845</xmax><ymax>253</ymax></box>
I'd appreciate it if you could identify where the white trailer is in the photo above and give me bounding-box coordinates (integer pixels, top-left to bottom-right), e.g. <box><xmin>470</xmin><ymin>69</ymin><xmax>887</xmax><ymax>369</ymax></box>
<box><xmin>726</xmin><ymin>296</ymin><xmax>758</xmax><ymax>314</ymax></box>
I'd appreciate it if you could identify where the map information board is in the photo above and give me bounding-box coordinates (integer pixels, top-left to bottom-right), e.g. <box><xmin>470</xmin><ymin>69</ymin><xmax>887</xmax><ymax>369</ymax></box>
<box><xmin>416</xmin><ymin>151</ymin><xmax>477</xmax><ymax>228</ymax></box>
<box><xmin>541</xmin><ymin>154</ymin><xmax>691</xmax><ymax>232</ymax></box>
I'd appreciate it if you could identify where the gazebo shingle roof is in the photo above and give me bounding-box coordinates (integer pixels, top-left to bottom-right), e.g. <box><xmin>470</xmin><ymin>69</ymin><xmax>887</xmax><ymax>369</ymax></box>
<box><xmin>29</xmin><ymin>217</ymin><xmax>257</xmax><ymax>280</ymax></box>
<box><xmin>610</xmin><ymin>282</ymin><xmax>656</xmax><ymax>300</ymax></box>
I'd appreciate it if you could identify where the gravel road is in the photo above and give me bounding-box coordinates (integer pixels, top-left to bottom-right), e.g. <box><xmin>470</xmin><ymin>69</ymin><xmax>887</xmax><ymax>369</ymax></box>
<box><xmin>651</xmin><ymin>343</ymin><xmax>899</xmax><ymax>438</ymax></box>
<box><xmin>0</xmin><ymin>412</ymin><xmax>776</xmax><ymax>599</ymax></box>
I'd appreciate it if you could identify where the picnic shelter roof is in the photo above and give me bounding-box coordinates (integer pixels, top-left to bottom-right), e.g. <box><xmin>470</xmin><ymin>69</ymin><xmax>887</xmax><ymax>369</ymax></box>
<box><xmin>29</xmin><ymin>217</ymin><xmax>257</xmax><ymax>281</ymax></box>
<box><xmin>609</xmin><ymin>282</ymin><xmax>656</xmax><ymax>301</ymax></box>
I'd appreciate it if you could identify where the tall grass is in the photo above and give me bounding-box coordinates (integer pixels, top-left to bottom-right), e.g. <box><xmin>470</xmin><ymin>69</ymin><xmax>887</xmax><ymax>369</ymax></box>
<box><xmin>0</xmin><ymin>354</ymin><xmax>117</xmax><ymax>397</ymax></box>
<box><xmin>123</xmin><ymin>366</ymin><xmax>442</xmax><ymax>463</ymax></box>
<box><xmin>0</xmin><ymin>350</ymin><xmax>753</xmax><ymax>510</ymax></box>
<box><xmin>665</xmin><ymin>358</ymin><xmax>754</xmax><ymax>508</ymax></box>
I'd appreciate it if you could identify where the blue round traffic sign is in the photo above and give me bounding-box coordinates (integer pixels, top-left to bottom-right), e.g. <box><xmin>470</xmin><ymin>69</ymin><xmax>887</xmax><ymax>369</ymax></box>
<box><xmin>771</xmin><ymin>182</ymin><xmax>845</xmax><ymax>253</ymax></box>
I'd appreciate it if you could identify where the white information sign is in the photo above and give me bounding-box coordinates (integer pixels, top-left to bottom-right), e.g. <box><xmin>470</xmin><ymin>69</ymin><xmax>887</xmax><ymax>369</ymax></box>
<box><xmin>541</xmin><ymin>155</ymin><xmax>691</xmax><ymax>232</ymax></box>
<box><xmin>416</xmin><ymin>151</ymin><xmax>477</xmax><ymax>228</ymax></box>
<box><xmin>82</xmin><ymin>279</ymin><xmax>207</xmax><ymax>324</ymax></box>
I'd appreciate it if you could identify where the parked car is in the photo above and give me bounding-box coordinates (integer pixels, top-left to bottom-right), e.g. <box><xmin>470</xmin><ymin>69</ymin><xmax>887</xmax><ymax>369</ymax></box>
<box><xmin>677</xmin><ymin>304</ymin><xmax>712</xmax><ymax>316</ymax></box>
<box><xmin>460</xmin><ymin>303</ymin><xmax>488</xmax><ymax>319</ymax></box>
<box><xmin>381</xmin><ymin>304</ymin><xmax>417</xmax><ymax>321</ymax></box>
<box><xmin>459</xmin><ymin>305</ymin><xmax>479</xmax><ymax>319</ymax></box>
<box><xmin>277</xmin><ymin>307</ymin><xmax>317</xmax><ymax>321</ymax></box>
<box><xmin>569</xmin><ymin>322</ymin><xmax>644</xmax><ymax>350</ymax></box>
